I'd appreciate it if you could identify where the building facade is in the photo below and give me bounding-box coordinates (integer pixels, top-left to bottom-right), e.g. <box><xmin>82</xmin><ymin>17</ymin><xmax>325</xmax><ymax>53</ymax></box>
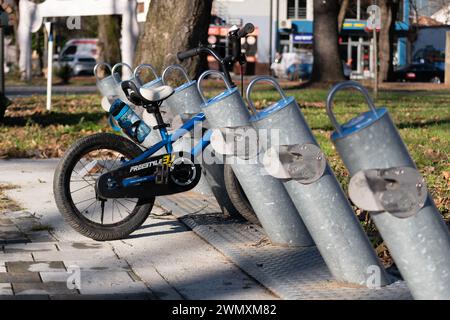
<box><xmin>215</xmin><ymin>0</ymin><xmax>411</xmax><ymax>79</ymax></box>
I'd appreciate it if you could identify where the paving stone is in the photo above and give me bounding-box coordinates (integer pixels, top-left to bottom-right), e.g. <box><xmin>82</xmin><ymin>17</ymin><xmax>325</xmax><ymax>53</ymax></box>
<box><xmin>50</xmin><ymin>292</ymin><xmax>152</xmax><ymax>300</ymax></box>
<box><xmin>13</xmin><ymin>220</ymin><xmax>43</xmax><ymax>233</ymax></box>
<box><xmin>0</xmin><ymin>239</ymin><xmax>30</xmax><ymax>245</ymax></box>
<box><xmin>62</xmin><ymin>259</ymin><xmax>130</xmax><ymax>272</ymax></box>
<box><xmin>74</xmin><ymin>271</ymin><xmax>150</xmax><ymax>296</ymax></box>
<box><xmin>0</xmin><ymin>219</ymin><xmax>14</xmax><ymax>226</ymax></box>
<box><xmin>80</xmin><ymin>281</ymin><xmax>151</xmax><ymax>296</ymax></box>
<box><xmin>0</xmin><ymin>252</ymin><xmax>34</xmax><ymax>264</ymax></box>
<box><xmin>3</xmin><ymin>242</ymin><xmax>58</xmax><ymax>253</ymax></box>
<box><xmin>0</xmin><ymin>272</ymin><xmax>41</xmax><ymax>283</ymax></box>
<box><xmin>0</xmin><ymin>283</ymin><xmax>13</xmax><ymax>295</ymax></box>
<box><xmin>33</xmin><ymin>250</ymin><xmax>117</xmax><ymax>262</ymax></box>
<box><xmin>27</xmin><ymin>231</ymin><xmax>56</xmax><ymax>243</ymax></box>
<box><xmin>2</xmin><ymin>211</ymin><xmax>34</xmax><ymax>219</ymax></box>
<box><xmin>0</xmin><ymin>225</ymin><xmax>21</xmax><ymax>233</ymax></box>
<box><xmin>0</xmin><ymin>226</ymin><xmax>27</xmax><ymax>243</ymax></box>
<box><xmin>40</xmin><ymin>271</ymin><xmax>72</xmax><ymax>283</ymax></box>
<box><xmin>6</xmin><ymin>261</ymin><xmax>65</xmax><ymax>273</ymax></box>
<box><xmin>12</xmin><ymin>282</ymin><xmax>78</xmax><ymax>296</ymax></box>
<box><xmin>0</xmin><ymin>294</ymin><xmax>50</xmax><ymax>300</ymax></box>
<box><xmin>56</xmin><ymin>242</ymin><xmax>107</xmax><ymax>251</ymax></box>
<box><xmin>112</xmin><ymin>264</ymin><xmax>183</xmax><ymax>300</ymax></box>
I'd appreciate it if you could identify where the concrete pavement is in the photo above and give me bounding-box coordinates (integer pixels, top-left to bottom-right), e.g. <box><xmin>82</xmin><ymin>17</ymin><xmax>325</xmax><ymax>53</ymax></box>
<box><xmin>0</xmin><ymin>159</ymin><xmax>277</xmax><ymax>300</ymax></box>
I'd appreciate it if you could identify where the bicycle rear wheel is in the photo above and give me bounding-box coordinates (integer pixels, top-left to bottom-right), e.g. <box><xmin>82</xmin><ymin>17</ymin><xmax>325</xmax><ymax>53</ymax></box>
<box><xmin>223</xmin><ymin>164</ymin><xmax>260</xmax><ymax>226</ymax></box>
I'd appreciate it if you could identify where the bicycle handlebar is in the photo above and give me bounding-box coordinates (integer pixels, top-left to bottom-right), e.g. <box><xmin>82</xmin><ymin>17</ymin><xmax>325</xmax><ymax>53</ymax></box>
<box><xmin>176</xmin><ymin>22</ymin><xmax>255</xmax><ymax>88</ymax></box>
<box><xmin>177</xmin><ymin>23</ymin><xmax>255</xmax><ymax>62</ymax></box>
<box><xmin>237</xmin><ymin>23</ymin><xmax>255</xmax><ymax>38</ymax></box>
<box><xmin>177</xmin><ymin>48</ymin><xmax>200</xmax><ymax>61</ymax></box>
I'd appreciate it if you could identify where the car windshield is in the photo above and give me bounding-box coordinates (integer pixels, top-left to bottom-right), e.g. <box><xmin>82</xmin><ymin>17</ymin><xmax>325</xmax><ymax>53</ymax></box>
<box><xmin>411</xmin><ymin>64</ymin><xmax>434</xmax><ymax>71</ymax></box>
<box><xmin>78</xmin><ymin>58</ymin><xmax>96</xmax><ymax>63</ymax></box>
<box><xmin>60</xmin><ymin>56</ymin><xmax>75</xmax><ymax>62</ymax></box>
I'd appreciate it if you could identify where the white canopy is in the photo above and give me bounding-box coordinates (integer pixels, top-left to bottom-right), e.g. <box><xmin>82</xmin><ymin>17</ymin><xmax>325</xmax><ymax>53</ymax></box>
<box><xmin>18</xmin><ymin>0</ymin><xmax>140</xmax><ymax>80</ymax></box>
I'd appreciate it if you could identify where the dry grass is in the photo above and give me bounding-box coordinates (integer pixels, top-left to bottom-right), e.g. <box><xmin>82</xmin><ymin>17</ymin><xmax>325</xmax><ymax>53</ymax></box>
<box><xmin>0</xmin><ymin>184</ymin><xmax>22</xmax><ymax>213</ymax></box>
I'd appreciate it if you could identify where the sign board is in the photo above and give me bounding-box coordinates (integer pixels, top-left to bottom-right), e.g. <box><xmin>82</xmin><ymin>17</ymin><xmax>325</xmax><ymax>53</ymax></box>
<box><xmin>0</xmin><ymin>11</ymin><xmax>9</xmax><ymax>27</ymax></box>
<box><xmin>293</xmin><ymin>34</ymin><xmax>313</xmax><ymax>44</ymax></box>
<box><xmin>366</xmin><ymin>5</ymin><xmax>381</xmax><ymax>31</ymax></box>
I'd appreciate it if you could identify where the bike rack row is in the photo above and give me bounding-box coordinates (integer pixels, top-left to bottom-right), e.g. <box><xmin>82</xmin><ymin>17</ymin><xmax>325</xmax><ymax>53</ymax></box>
<box><xmin>94</xmin><ymin>62</ymin><xmax>450</xmax><ymax>300</ymax></box>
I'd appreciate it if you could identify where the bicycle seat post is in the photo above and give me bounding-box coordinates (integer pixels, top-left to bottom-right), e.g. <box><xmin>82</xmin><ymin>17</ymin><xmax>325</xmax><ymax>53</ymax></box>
<box><xmin>145</xmin><ymin>101</ymin><xmax>170</xmax><ymax>132</ymax></box>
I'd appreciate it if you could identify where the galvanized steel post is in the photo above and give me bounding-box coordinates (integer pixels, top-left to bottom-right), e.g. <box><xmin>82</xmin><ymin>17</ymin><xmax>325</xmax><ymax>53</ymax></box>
<box><xmin>198</xmin><ymin>70</ymin><xmax>313</xmax><ymax>247</ymax></box>
<box><xmin>247</xmin><ymin>77</ymin><xmax>389</xmax><ymax>286</ymax></box>
<box><xmin>327</xmin><ymin>81</ymin><xmax>450</xmax><ymax>299</ymax></box>
<box><xmin>161</xmin><ymin>65</ymin><xmax>238</xmax><ymax>212</ymax></box>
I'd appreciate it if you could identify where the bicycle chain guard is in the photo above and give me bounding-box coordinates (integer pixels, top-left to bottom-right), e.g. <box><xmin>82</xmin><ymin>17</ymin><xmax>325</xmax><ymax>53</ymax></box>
<box><xmin>96</xmin><ymin>153</ymin><xmax>201</xmax><ymax>199</ymax></box>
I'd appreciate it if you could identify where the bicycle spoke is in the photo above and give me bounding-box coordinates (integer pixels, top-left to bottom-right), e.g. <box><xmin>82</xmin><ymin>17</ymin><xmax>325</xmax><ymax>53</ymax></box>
<box><xmin>70</xmin><ymin>179</ymin><xmax>96</xmax><ymax>183</ymax></box>
<box><xmin>67</xmin><ymin>146</ymin><xmax>140</xmax><ymax>226</ymax></box>
<box><xmin>121</xmin><ymin>198</ymin><xmax>138</xmax><ymax>204</ymax></box>
<box><xmin>70</xmin><ymin>183</ymin><xmax>93</xmax><ymax>194</ymax></box>
<box><xmin>116</xmin><ymin>201</ymin><xmax>124</xmax><ymax>219</ymax></box>
<box><xmin>90</xmin><ymin>200</ymin><xmax>99</xmax><ymax>221</ymax></box>
<box><xmin>80</xmin><ymin>199</ymin><xmax>97</xmax><ymax>215</ymax></box>
<box><xmin>74</xmin><ymin>197</ymin><xmax>97</xmax><ymax>206</ymax></box>
<box><xmin>116</xmin><ymin>200</ymin><xmax>132</xmax><ymax>214</ymax></box>
<box><xmin>112</xmin><ymin>200</ymin><xmax>115</xmax><ymax>223</ymax></box>
<box><xmin>72</xmin><ymin>169</ymin><xmax>96</xmax><ymax>188</ymax></box>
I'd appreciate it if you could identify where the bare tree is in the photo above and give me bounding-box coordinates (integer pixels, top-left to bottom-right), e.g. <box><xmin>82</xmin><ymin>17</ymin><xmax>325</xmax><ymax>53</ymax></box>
<box><xmin>338</xmin><ymin>0</ymin><xmax>350</xmax><ymax>33</ymax></box>
<box><xmin>311</xmin><ymin>0</ymin><xmax>345</xmax><ymax>84</ymax></box>
<box><xmin>97</xmin><ymin>15</ymin><xmax>121</xmax><ymax>66</ymax></box>
<box><xmin>134</xmin><ymin>0</ymin><xmax>213</xmax><ymax>78</ymax></box>
<box><xmin>378</xmin><ymin>0</ymin><xmax>400</xmax><ymax>82</ymax></box>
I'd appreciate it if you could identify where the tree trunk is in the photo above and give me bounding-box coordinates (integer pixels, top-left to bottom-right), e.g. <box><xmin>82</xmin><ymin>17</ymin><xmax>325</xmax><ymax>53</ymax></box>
<box><xmin>134</xmin><ymin>0</ymin><xmax>213</xmax><ymax>79</ymax></box>
<box><xmin>338</xmin><ymin>0</ymin><xmax>350</xmax><ymax>33</ymax></box>
<box><xmin>378</xmin><ymin>0</ymin><xmax>399</xmax><ymax>82</ymax></box>
<box><xmin>311</xmin><ymin>0</ymin><xmax>345</xmax><ymax>84</ymax></box>
<box><xmin>97</xmin><ymin>15</ymin><xmax>121</xmax><ymax>66</ymax></box>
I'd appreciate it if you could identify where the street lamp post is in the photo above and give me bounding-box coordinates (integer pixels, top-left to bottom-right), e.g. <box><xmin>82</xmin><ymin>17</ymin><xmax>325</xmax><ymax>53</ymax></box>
<box><xmin>45</xmin><ymin>21</ymin><xmax>53</xmax><ymax>112</ymax></box>
<box><xmin>367</xmin><ymin>5</ymin><xmax>381</xmax><ymax>96</ymax></box>
<box><xmin>0</xmin><ymin>8</ymin><xmax>11</xmax><ymax>121</ymax></box>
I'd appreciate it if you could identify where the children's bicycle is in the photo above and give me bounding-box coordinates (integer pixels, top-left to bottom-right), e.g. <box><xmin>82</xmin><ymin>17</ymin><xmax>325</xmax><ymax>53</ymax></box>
<box><xmin>53</xmin><ymin>23</ymin><xmax>257</xmax><ymax>240</ymax></box>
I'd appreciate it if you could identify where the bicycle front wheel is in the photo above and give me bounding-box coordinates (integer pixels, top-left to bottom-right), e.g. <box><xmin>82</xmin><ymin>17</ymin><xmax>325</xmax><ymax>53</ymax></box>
<box><xmin>53</xmin><ymin>133</ymin><xmax>154</xmax><ymax>241</ymax></box>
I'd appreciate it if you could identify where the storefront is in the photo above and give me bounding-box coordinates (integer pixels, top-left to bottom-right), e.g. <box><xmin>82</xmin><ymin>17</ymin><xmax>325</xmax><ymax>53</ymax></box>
<box><xmin>276</xmin><ymin>0</ymin><xmax>410</xmax><ymax>79</ymax></box>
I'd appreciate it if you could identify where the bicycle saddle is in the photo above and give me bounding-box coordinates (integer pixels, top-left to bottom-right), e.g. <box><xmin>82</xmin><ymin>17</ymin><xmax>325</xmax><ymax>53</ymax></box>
<box><xmin>140</xmin><ymin>86</ymin><xmax>174</xmax><ymax>103</ymax></box>
<box><xmin>121</xmin><ymin>80</ymin><xmax>174</xmax><ymax>106</ymax></box>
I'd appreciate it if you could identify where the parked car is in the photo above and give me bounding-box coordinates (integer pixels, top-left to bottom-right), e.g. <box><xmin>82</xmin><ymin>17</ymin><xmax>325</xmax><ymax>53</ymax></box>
<box><xmin>56</xmin><ymin>55</ymin><xmax>97</xmax><ymax>76</ymax></box>
<box><xmin>271</xmin><ymin>52</ymin><xmax>313</xmax><ymax>81</ymax></box>
<box><xmin>59</xmin><ymin>38</ymin><xmax>98</xmax><ymax>59</ymax></box>
<box><xmin>271</xmin><ymin>52</ymin><xmax>351</xmax><ymax>81</ymax></box>
<box><xmin>393</xmin><ymin>63</ymin><xmax>444</xmax><ymax>83</ymax></box>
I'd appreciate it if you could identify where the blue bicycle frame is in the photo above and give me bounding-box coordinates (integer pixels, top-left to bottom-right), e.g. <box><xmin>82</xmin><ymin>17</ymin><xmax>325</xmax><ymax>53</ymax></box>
<box><xmin>120</xmin><ymin>112</ymin><xmax>211</xmax><ymax>187</ymax></box>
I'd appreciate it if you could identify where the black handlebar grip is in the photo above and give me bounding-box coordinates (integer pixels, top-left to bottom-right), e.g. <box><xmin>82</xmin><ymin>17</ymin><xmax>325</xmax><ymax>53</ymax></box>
<box><xmin>237</xmin><ymin>23</ymin><xmax>255</xmax><ymax>38</ymax></box>
<box><xmin>177</xmin><ymin>48</ymin><xmax>199</xmax><ymax>60</ymax></box>
<box><xmin>121</xmin><ymin>80</ymin><xmax>144</xmax><ymax>105</ymax></box>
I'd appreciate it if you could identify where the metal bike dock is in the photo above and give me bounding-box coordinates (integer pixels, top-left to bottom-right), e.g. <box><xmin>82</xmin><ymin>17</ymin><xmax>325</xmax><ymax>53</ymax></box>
<box><xmin>198</xmin><ymin>70</ymin><xmax>313</xmax><ymax>247</ymax></box>
<box><xmin>327</xmin><ymin>81</ymin><xmax>450</xmax><ymax>300</ymax></box>
<box><xmin>157</xmin><ymin>191</ymin><xmax>411</xmax><ymax>300</ymax></box>
<box><xmin>247</xmin><ymin>77</ymin><xmax>389</xmax><ymax>286</ymax></box>
<box><xmin>160</xmin><ymin>64</ymin><xmax>240</xmax><ymax>215</ymax></box>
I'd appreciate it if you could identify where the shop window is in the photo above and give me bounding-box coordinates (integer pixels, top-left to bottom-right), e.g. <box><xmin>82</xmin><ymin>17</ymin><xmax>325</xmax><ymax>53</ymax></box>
<box><xmin>345</xmin><ymin>0</ymin><xmax>373</xmax><ymax>20</ymax></box>
<box><xmin>287</xmin><ymin>0</ymin><xmax>307</xmax><ymax>19</ymax></box>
